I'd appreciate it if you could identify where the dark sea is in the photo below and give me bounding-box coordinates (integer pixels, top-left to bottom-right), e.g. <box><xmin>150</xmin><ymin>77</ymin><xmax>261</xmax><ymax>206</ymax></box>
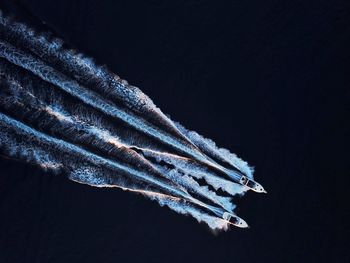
<box><xmin>0</xmin><ymin>0</ymin><xmax>347</xmax><ymax>262</ymax></box>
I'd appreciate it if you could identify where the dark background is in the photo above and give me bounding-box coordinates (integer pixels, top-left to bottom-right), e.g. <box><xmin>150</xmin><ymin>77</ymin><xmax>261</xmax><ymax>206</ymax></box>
<box><xmin>0</xmin><ymin>0</ymin><xmax>348</xmax><ymax>262</ymax></box>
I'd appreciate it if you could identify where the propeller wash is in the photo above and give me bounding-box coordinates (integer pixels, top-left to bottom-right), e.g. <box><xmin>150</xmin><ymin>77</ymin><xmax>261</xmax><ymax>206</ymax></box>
<box><xmin>0</xmin><ymin>10</ymin><xmax>265</xmax><ymax>230</ymax></box>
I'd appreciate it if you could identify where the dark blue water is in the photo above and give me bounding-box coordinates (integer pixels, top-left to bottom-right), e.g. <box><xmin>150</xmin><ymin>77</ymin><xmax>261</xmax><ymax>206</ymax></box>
<box><xmin>0</xmin><ymin>0</ymin><xmax>347</xmax><ymax>262</ymax></box>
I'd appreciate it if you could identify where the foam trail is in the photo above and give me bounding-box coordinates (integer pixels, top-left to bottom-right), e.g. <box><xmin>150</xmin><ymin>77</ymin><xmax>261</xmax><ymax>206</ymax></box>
<box><xmin>0</xmin><ymin>70</ymin><xmax>168</xmax><ymax>182</ymax></box>
<box><xmin>0</xmin><ymin>112</ymin><xmax>236</xmax><ymax>224</ymax></box>
<box><xmin>0</xmin><ymin>10</ymin><xmax>256</xmax><ymax>180</ymax></box>
<box><xmin>0</xmin><ymin>71</ymin><xmax>236</xmax><ymax>211</ymax></box>
<box><xmin>137</xmin><ymin>149</ymin><xmax>248</xmax><ymax>196</ymax></box>
<box><xmin>0</xmin><ymin>112</ymin><xmax>188</xmax><ymax>199</ymax></box>
<box><xmin>0</xmin><ymin>10</ymin><xmax>248</xmax><ymax>180</ymax></box>
<box><xmin>0</xmin><ymin>117</ymin><xmax>228</xmax><ymax>230</ymax></box>
<box><xmin>175</xmin><ymin>121</ymin><xmax>254</xmax><ymax>178</ymax></box>
<box><xmin>0</xmin><ymin>39</ymin><xmax>251</xmax><ymax>186</ymax></box>
<box><xmin>68</xmin><ymin>167</ymin><xmax>232</xmax><ymax>230</ymax></box>
<box><xmin>99</xmin><ymin>184</ymin><xmax>231</xmax><ymax>230</ymax></box>
<box><xmin>0</xmin><ymin>41</ymin><xmax>206</xmax><ymax>161</ymax></box>
<box><xmin>0</xmin><ymin>6</ymin><xmax>265</xmax><ymax>229</ymax></box>
<box><xmin>0</xmin><ymin>10</ymin><xmax>192</xmax><ymax>145</ymax></box>
<box><xmin>122</xmin><ymin>187</ymin><xmax>230</xmax><ymax>230</ymax></box>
